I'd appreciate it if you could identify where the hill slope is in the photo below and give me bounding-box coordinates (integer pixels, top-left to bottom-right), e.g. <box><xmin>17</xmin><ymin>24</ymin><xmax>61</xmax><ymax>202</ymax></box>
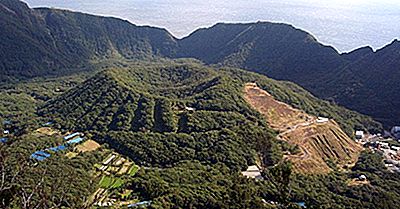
<box><xmin>178</xmin><ymin>23</ymin><xmax>400</xmax><ymax>127</ymax></box>
<box><xmin>319</xmin><ymin>40</ymin><xmax>400</xmax><ymax>127</ymax></box>
<box><xmin>177</xmin><ymin>22</ymin><xmax>345</xmax><ymax>86</ymax></box>
<box><xmin>2</xmin><ymin>0</ymin><xmax>398</xmax><ymax>128</ymax></box>
<box><xmin>0</xmin><ymin>0</ymin><xmax>177</xmax><ymax>80</ymax></box>
<box><xmin>40</xmin><ymin>62</ymin><xmax>273</xmax><ymax>170</ymax></box>
<box><xmin>39</xmin><ymin>62</ymin><xmax>380</xmax><ymax>170</ymax></box>
<box><xmin>244</xmin><ymin>83</ymin><xmax>363</xmax><ymax>173</ymax></box>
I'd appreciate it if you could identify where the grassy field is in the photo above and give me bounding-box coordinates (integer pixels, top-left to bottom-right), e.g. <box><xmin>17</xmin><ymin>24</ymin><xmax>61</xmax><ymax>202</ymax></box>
<box><xmin>111</xmin><ymin>178</ymin><xmax>125</xmax><ymax>189</ymax></box>
<box><xmin>99</xmin><ymin>176</ymin><xmax>125</xmax><ymax>189</ymax></box>
<box><xmin>128</xmin><ymin>165</ymin><xmax>139</xmax><ymax>176</ymax></box>
<box><xmin>89</xmin><ymin>150</ymin><xmax>141</xmax><ymax>206</ymax></box>
<box><xmin>99</xmin><ymin>176</ymin><xmax>114</xmax><ymax>188</ymax></box>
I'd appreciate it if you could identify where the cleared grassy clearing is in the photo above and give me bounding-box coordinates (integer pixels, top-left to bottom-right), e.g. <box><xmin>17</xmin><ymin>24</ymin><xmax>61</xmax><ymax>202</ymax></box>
<box><xmin>75</xmin><ymin>139</ymin><xmax>101</xmax><ymax>152</ymax></box>
<box><xmin>34</xmin><ymin>127</ymin><xmax>59</xmax><ymax>136</ymax></box>
<box><xmin>99</xmin><ymin>176</ymin><xmax>125</xmax><ymax>189</ymax></box>
<box><xmin>65</xmin><ymin>152</ymin><xmax>78</xmax><ymax>159</ymax></box>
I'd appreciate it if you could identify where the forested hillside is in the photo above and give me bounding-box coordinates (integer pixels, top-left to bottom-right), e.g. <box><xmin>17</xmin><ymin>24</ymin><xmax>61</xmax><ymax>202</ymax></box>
<box><xmin>34</xmin><ymin>61</ymin><xmax>396</xmax><ymax>208</ymax></box>
<box><xmin>40</xmin><ymin>61</ymin><xmax>381</xmax><ymax>134</ymax></box>
<box><xmin>2</xmin><ymin>0</ymin><xmax>398</xmax><ymax>127</ymax></box>
<box><xmin>0</xmin><ymin>0</ymin><xmax>177</xmax><ymax>80</ymax></box>
<box><xmin>178</xmin><ymin>23</ymin><xmax>400</xmax><ymax>127</ymax></box>
<box><xmin>177</xmin><ymin>22</ymin><xmax>345</xmax><ymax>85</ymax></box>
<box><xmin>1</xmin><ymin>2</ymin><xmax>395</xmax><ymax>131</ymax></box>
<box><xmin>39</xmin><ymin>62</ymin><xmax>272</xmax><ymax>171</ymax></box>
<box><xmin>40</xmin><ymin>62</ymin><xmax>380</xmax><ymax>169</ymax></box>
<box><xmin>319</xmin><ymin>40</ymin><xmax>400</xmax><ymax>127</ymax></box>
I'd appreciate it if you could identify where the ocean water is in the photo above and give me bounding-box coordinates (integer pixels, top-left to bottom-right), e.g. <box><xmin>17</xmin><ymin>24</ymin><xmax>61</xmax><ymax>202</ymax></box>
<box><xmin>23</xmin><ymin>0</ymin><xmax>400</xmax><ymax>52</ymax></box>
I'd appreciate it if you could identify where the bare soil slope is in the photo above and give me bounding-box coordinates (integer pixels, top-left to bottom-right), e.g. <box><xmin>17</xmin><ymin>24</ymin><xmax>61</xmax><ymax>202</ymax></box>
<box><xmin>244</xmin><ymin>83</ymin><xmax>362</xmax><ymax>173</ymax></box>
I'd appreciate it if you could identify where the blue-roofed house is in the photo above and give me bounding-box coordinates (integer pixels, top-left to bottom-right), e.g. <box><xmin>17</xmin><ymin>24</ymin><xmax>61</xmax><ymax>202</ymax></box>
<box><xmin>31</xmin><ymin>154</ymin><xmax>46</xmax><ymax>161</ymax></box>
<box><xmin>43</xmin><ymin>122</ymin><xmax>54</xmax><ymax>126</ymax></box>
<box><xmin>31</xmin><ymin>151</ymin><xmax>51</xmax><ymax>161</ymax></box>
<box><xmin>48</xmin><ymin>145</ymin><xmax>67</xmax><ymax>152</ymax></box>
<box><xmin>66</xmin><ymin>137</ymin><xmax>84</xmax><ymax>145</ymax></box>
<box><xmin>64</xmin><ymin>132</ymin><xmax>81</xmax><ymax>140</ymax></box>
<box><xmin>0</xmin><ymin>137</ymin><xmax>8</xmax><ymax>143</ymax></box>
<box><xmin>34</xmin><ymin>151</ymin><xmax>51</xmax><ymax>158</ymax></box>
<box><xmin>295</xmin><ymin>202</ymin><xmax>306</xmax><ymax>208</ymax></box>
<box><xmin>3</xmin><ymin>120</ymin><xmax>11</xmax><ymax>125</ymax></box>
<box><xmin>128</xmin><ymin>201</ymin><xmax>152</xmax><ymax>208</ymax></box>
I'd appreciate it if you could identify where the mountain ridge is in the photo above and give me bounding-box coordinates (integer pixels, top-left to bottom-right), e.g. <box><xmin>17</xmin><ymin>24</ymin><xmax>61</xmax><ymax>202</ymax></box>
<box><xmin>3</xmin><ymin>2</ymin><xmax>400</xmax><ymax>208</ymax></box>
<box><xmin>1</xmin><ymin>0</ymin><xmax>399</xmax><ymax>127</ymax></box>
<box><xmin>0</xmin><ymin>0</ymin><xmax>178</xmax><ymax>80</ymax></box>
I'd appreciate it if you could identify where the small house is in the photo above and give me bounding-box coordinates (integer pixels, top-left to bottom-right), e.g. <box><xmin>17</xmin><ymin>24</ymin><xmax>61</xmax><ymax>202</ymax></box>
<box><xmin>385</xmin><ymin>163</ymin><xmax>394</xmax><ymax>168</ymax></box>
<box><xmin>3</xmin><ymin>130</ymin><xmax>10</xmax><ymax>135</ymax></box>
<box><xmin>43</xmin><ymin>121</ymin><xmax>53</xmax><ymax>126</ymax></box>
<box><xmin>128</xmin><ymin>201</ymin><xmax>152</xmax><ymax>208</ymax></box>
<box><xmin>241</xmin><ymin>165</ymin><xmax>263</xmax><ymax>180</ymax></box>
<box><xmin>66</xmin><ymin>137</ymin><xmax>84</xmax><ymax>145</ymax></box>
<box><xmin>391</xmin><ymin>146</ymin><xmax>400</xmax><ymax>152</ymax></box>
<box><xmin>355</xmin><ymin>131</ymin><xmax>364</xmax><ymax>140</ymax></box>
<box><xmin>379</xmin><ymin>142</ymin><xmax>390</xmax><ymax>149</ymax></box>
<box><xmin>0</xmin><ymin>137</ymin><xmax>8</xmax><ymax>143</ymax></box>
<box><xmin>185</xmin><ymin>106</ymin><xmax>196</xmax><ymax>112</ymax></box>
<box><xmin>295</xmin><ymin>202</ymin><xmax>307</xmax><ymax>208</ymax></box>
<box><xmin>358</xmin><ymin>174</ymin><xmax>367</xmax><ymax>181</ymax></box>
<box><xmin>63</xmin><ymin>132</ymin><xmax>82</xmax><ymax>140</ymax></box>
<box><xmin>316</xmin><ymin>117</ymin><xmax>329</xmax><ymax>123</ymax></box>
<box><xmin>2</xmin><ymin>120</ymin><xmax>11</xmax><ymax>125</ymax></box>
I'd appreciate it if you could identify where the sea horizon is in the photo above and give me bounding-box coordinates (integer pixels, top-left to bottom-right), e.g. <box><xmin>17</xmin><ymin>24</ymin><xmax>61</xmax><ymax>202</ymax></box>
<box><xmin>23</xmin><ymin>0</ymin><xmax>400</xmax><ymax>52</ymax></box>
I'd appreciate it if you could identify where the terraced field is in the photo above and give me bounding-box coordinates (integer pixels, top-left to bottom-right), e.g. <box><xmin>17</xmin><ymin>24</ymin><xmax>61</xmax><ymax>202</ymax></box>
<box><xmin>89</xmin><ymin>151</ymin><xmax>140</xmax><ymax>207</ymax></box>
<box><xmin>244</xmin><ymin>83</ymin><xmax>363</xmax><ymax>173</ymax></box>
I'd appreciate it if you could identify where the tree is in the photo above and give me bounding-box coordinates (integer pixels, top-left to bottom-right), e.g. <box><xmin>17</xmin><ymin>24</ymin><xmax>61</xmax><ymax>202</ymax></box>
<box><xmin>266</xmin><ymin>161</ymin><xmax>293</xmax><ymax>207</ymax></box>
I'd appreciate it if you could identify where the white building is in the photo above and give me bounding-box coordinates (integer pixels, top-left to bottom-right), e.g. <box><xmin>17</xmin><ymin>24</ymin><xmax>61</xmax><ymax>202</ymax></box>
<box><xmin>241</xmin><ymin>165</ymin><xmax>263</xmax><ymax>180</ymax></box>
<box><xmin>355</xmin><ymin>131</ymin><xmax>364</xmax><ymax>140</ymax></box>
<box><xmin>102</xmin><ymin>155</ymin><xmax>116</xmax><ymax>165</ymax></box>
<box><xmin>185</xmin><ymin>106</ymin><xmax>196</xmax><ymax>111</ymax></box>
<box><xmin>358</xmin><ymin>174</ymin><xmax>367</xmax><ymax>181</ymax></box>
<box><xmin>379</xmin><ymin>142</ymin><xmax>390</xmax><ymax>149</ymax></box>
<box><xmin>391</xmin><ymin>146</ymin><xmax>400</xmax><ymax>152</ymax></box>
<box><xmin>316</xmin><ymin>117</ymin><xmax>329</xmax><ymax>123</ymax></box>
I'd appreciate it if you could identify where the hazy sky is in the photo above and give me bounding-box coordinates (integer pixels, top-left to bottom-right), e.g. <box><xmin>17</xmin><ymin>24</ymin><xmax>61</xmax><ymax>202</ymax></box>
<box><xmin>23</xmin><ymin>0</ymin><xmax>400</xmax><ymax>52</ymax></box>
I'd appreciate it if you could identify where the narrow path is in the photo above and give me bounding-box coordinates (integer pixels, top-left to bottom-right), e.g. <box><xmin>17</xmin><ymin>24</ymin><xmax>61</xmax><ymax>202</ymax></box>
<box><xmin>278</xmin><ymin>122</ymin><xmax>313</xmax><ymax>160</ymax></box>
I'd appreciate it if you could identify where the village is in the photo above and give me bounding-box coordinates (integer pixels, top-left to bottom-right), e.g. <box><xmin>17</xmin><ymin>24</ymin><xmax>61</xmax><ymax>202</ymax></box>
<box><xmin>240</xmin><ymin>120</ymin><xmax>400</xmax><ymax>181</ymax></box>
<box><xmin>355</xmin><ymin>126</ymin><xmax>400</xmax><ymax>173</ymax></box>
<box><xmin>241</xmin><ymin>126</ymin><xmax>400</xmax><ymax>182</ymax></box>
<box><xmin>0</xmin><ymin>120</ymin><xmax>152</xmax><ymax>208</ymax></box>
